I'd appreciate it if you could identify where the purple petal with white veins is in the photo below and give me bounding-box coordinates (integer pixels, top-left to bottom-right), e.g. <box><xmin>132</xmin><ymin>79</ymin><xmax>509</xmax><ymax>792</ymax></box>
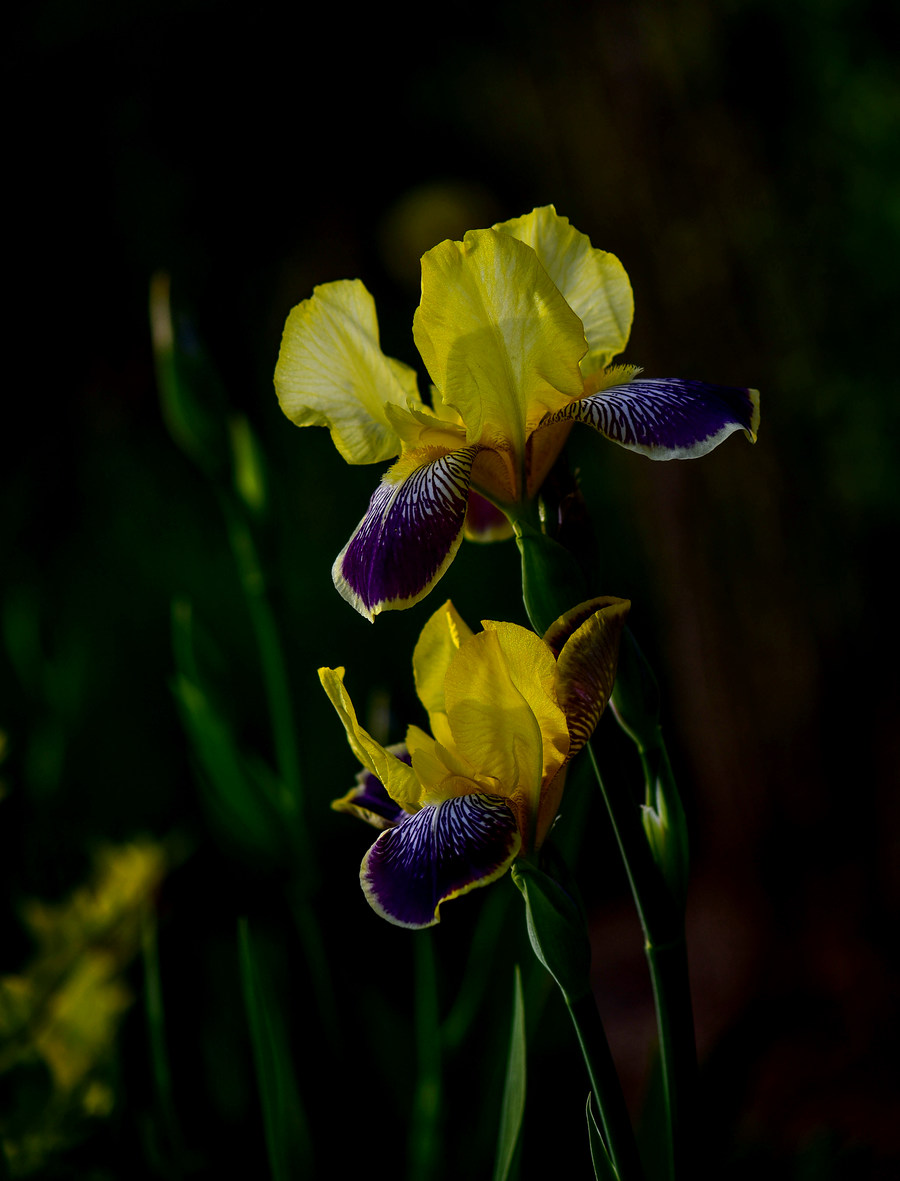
<box><xmin>333</xmin><ymin>448</ymin><xmax>477</xmax><ymax>620</ymax></box>
<box><xmin>361</xmin><ymin>793</ymin><xmax>521</xmax><ymax>928</ymax></box>
<box><xmin>545</xmin><ymin>378</ymin><xmax>759</xmax><ymax>460</ymax></box>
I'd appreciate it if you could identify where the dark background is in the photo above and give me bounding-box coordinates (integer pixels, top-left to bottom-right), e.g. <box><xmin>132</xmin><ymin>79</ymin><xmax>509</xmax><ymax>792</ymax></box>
<box><xmin>4</xmin><ymin>0</ymin><xmax>899</xmax><ymax>1177</ymax></box>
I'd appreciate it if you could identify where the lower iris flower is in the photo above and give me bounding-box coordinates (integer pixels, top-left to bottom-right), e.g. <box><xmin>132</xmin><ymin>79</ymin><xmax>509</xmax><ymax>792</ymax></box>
<box><xmin>276</xmin><ymin>205</ymin><xmax>760</xmax><ymax>620</ymax></box>
<box><xmin>321</xmin><ymin>596</ymin><xmax>629</xmax><ymax>928</ymax></box>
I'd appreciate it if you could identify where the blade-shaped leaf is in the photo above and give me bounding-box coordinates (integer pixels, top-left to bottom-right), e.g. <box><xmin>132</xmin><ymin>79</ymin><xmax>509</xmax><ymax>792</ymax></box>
<box><xmin>173</xmin><ymin>670</ymin><xmax>285</xmax><ymax>862</ymax></box>
<box><xmin>492</xmin><ymin>966</ymin><xmax>527</xmax><ymax>1181</ymax></box>
<box><xmin>238</xmin><ymin>918</ymin><xmax>312</xmax><ymax>1180</ymax></box>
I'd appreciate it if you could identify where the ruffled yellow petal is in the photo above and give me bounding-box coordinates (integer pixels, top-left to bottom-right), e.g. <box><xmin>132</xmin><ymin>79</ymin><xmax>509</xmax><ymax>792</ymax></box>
<box><xmin>318</xmin><ymin>667</ymin><xmax>422</xmax><ymax>809</ymax></box>
<box><xmin>480</xmin><ymin>621</ymin><xmax>570</xmax><ymax>783</ymax></box>
<box><xmin>412</xmin><ymin>229</ymin><xmax>586</xmax><ymax>476</ymax></box>
<box><xmin>275</xmin><ymin>279</ymin><xmax>422</xmax><ymax>464</ymax></box>
<box><xmin>495</xmin><ymin>206</ymin><xmax>634</xmax><ymax>374</ymax></box>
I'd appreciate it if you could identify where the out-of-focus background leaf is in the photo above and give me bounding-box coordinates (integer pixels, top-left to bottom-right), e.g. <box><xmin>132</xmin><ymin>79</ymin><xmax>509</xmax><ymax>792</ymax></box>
<box><xmin>3</xmin><ymin>0</ymin><xmax>898</xmax><ymax>1177</ymax></box>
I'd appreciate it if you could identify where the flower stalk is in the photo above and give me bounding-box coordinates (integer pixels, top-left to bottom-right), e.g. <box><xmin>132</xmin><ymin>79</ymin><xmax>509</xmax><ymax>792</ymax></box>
<box><xmin>513</xmin><ymin>858</ymin><xmax>645</xmax><ymax>1181</ymax></box>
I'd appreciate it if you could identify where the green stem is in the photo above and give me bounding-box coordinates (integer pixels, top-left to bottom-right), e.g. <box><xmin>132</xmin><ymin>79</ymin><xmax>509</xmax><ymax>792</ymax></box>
<box><xmin>587</xmin><ymin>744</ymin><xmax>697</xmax><ymax>1181</ymax></box>
<box><xmin>567</xmin><ymin>992</ymin><xmax>646</xmax><ymax>1181</ymax></box>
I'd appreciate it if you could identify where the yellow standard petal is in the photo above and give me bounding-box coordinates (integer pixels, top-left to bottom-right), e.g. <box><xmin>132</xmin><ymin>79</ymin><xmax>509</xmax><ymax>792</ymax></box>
<box><xmin>480</xmin><ymin>621</ymin><xmax>570</xmax><ymax>785</ymax></box>
<box><xmin>275</xmin><ymin>279</ymin><xmax>422</xmax><ymax>465</ymax></box>
<box><xmin>412</xmin><ymin>599</ymin><xmax>475</xmax><ymax>728</ymax></box>
<box><xmin>443</xmin><ymin>626</ymin><xmax>569</xmax><ymax>842</ymax></box>
<box><xmin>318</xmin><ymin>667</ymin><xmax>422</xmax><ymax>810</ymax></box>
<box><xmin>412</xmin><ymin>229</ymin><xmax>587</xmax><ymax>477</ymax></box>
<box><xmin>495</xmin><ymin>206</ymin><xmax>634</xmax><ymax>375</ymax></box>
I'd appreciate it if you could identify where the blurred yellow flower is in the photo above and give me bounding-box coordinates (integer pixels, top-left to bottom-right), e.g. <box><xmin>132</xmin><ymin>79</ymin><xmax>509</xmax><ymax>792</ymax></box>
<box><xmin>0</xmin><ymin>841</ymin><xmax>167</xmax><ymax>1173</ymax></box>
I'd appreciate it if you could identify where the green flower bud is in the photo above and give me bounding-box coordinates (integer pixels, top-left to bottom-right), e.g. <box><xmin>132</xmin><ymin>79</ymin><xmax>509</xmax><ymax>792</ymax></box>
<box><xmin>512</xmin><ymin>857</ymin><xmax>592</xmax><ymax>1004</ymax></box>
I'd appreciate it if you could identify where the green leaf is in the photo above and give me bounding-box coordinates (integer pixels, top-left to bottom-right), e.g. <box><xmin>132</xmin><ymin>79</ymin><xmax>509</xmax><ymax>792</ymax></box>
<box><xmin>238</xmin><ymin>918</ymin><xmax>312</xmax><ymax>1180</ymax></box>
<box><xmin>172</xmin><ymin>670</ymin><xmax>285</xmax><ymax>862</ymax></box>
<box><xmin>170</xmin><ymin>599</ymin><xmax>290</xmax><ymax>865</ymax></box>
<box><xmin>492</xmin><ymin>966</ymin><xmax>527</xmax><ymax>1181</ymax></box>
<box><xmin>229</xmin><ymin>412</ymin><xmax>268</xmax><ymax>515</ymax></box>
<box><xmin>150</xmin><ymin>272</ymin><xmax>230</xmax><ymax>478</ymax></box>
<box><xmin>586</xmin><ymin>1094</ymin><xmax>621</xmax><ymax>1181</ymax></box>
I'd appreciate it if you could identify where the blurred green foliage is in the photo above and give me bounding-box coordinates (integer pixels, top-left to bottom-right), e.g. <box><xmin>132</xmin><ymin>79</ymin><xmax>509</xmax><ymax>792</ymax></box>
<box><xmin>4</xmin><ymin>0</ymin><xmax>899</xmax><ymax>1176</ymax></box>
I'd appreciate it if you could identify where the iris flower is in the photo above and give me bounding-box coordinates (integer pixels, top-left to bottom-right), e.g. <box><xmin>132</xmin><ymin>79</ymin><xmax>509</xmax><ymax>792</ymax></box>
<box><xmin>275</xmin><ymin>206</ymin><xmax>759</xmax><ymax>620</ymax></box>
<box><xmin>320</xmin><ymin>595</ymin><xmax>629</xmax><ymax>928</ymax></box>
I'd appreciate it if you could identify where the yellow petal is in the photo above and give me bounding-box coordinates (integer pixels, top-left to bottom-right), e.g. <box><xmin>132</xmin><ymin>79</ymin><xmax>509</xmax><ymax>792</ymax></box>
<box><xmin>412</xmin><ymin>229</ymin><xmax>586</xmax><ymax>471</ymax></box>
<box><xmin>406</xmin><ymin>723</ymin><xmax>480</xmax><ymax>794</ymax></box>
<box><xmin>318</xmin><ymin>667</ymin><xmax>422</xmax><ymax>809</ymax></box>
<box><xmin>412</xmin><ymin>600</ymin><xmax>474</xmax><ymax>727</ymax></box>
<box><xmin>384</xmin><ymin>401</ymin><xmax>469</xmax><ymax>452</ymax></box>
<box><xmin>480</xmin><ymin>621</ymin><xmax>570</xmax><ymax>780</ymax></box>
<box><xmin>275</xmin><ymin>279</ymin><xmax>421</xmax><ymax>464</ymax></box>
<box><xmin>405</xmin><ymin>723</ymin><xmax>450</xmax><ymax>792</ymax></box>
<box><xmin>443</xmin><ymin>627</ymin><xmax>568</xmax><ymax>825</ymax></box>
<box><xmin>495</xmin><ymin>206</ymin><xmax>634</xmax><ymax>373</ymax></box>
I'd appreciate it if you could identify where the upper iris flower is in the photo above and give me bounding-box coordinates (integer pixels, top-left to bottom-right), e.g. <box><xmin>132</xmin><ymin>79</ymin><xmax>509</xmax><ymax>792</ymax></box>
<box><xmin>275</xmin><ymin>206</ymin><xmax>759</xmax><ymax>620</ymax></box>
<box><xmin>320</xmin><ymin>595</ymin><xmax>629</xmax><ymax>928</ymax></box>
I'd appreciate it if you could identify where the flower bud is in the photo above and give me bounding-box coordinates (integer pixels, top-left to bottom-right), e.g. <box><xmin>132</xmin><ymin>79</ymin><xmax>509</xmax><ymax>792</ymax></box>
<box><xmin>512</xmin><ymin>857</ymin><xmax>592</xmax><ymax>1004</ymax></box>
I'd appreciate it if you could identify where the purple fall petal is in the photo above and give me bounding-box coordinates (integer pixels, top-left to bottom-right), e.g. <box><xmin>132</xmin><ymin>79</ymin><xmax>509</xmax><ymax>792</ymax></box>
<box><xmin>547</xmin><ymin>378</ymin><xmax>759</xmax><ymax>459</ymax></box>
<box><xmin>360</xmin><ymin>793</ymin><xmax>521</xmax><ymax>927</ymax></box>
<box><xmin>334</xmin><ymin>448</ymin><xmax>477</xmax><ymax>619</ymax></box>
